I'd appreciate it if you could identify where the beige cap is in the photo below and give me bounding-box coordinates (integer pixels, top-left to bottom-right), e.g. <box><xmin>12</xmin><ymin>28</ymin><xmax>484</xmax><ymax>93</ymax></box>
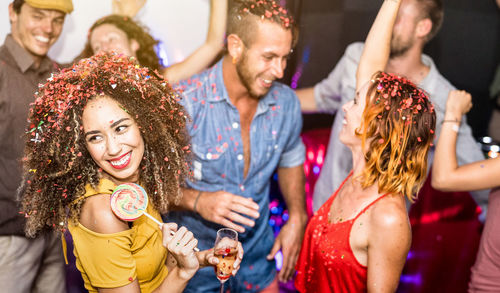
<box><xmin>24</xmin><ymin>0</ymin><xmax>74</xmax><ymax>14</ymax></box>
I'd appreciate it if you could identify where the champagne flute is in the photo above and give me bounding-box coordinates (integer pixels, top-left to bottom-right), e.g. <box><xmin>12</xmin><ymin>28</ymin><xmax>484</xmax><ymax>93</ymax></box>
<box><xmin>214</xmin><ymin>228</ymin><xmax>238</xmax><ymax>293</ymax></box>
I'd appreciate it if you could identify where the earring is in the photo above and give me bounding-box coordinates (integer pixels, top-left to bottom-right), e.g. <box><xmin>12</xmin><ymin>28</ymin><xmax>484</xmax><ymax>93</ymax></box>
<box><xmin>232</xmin><ymin>56</ymin><xmax>237</xmax><ymax>64</ymax></box>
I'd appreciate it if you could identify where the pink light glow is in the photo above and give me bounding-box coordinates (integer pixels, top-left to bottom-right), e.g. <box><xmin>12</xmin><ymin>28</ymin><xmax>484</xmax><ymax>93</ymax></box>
<box><xmin>307</xmin><ymin>150</ymin><xmax>314</xmax><ymax>161</ymax></box>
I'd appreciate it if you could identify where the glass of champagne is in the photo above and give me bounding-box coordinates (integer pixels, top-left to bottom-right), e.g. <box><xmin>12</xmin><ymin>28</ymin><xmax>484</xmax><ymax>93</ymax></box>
<box><xmin>214</xmin><ymin>228</ymin><xmax>238</xmax><ymax>293</ymax></box>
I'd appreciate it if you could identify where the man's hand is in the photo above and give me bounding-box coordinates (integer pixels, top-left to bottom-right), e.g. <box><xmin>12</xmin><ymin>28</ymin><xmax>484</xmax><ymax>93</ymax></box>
<box><xmin>197</xmin><ymin>190</ymin><xmax>260</xmax><ymax>233</ymax></box>
<box><xmin>266</xmin><ymin>217</ymin><xmax>306</xmax><ymax>282</ymax></box>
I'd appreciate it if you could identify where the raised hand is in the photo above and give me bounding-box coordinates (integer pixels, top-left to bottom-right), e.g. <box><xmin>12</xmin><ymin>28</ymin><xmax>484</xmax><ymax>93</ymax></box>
<box><xmin>196</xmin><ymin>191</ymin><xmax>260</xmax><ymax>233</ymax></box>
<box><xmin>445</xmin><ymin>90</ymin><xmax>473</xmax><ymax>119</ymax></box>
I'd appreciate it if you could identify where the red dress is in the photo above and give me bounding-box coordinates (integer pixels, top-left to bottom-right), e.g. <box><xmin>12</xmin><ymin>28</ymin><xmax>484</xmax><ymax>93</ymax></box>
<box><xmin>295</xmin><ymin>174</ymin><xmax>388</xmax><ymax>293</ymax></box>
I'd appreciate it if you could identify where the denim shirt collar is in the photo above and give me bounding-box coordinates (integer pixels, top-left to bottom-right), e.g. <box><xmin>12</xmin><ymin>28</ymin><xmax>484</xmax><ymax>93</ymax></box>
<box><xmin>208</xmin><ymin>58</ymin><xmax>277</xmax><ymax>116</ymax></box>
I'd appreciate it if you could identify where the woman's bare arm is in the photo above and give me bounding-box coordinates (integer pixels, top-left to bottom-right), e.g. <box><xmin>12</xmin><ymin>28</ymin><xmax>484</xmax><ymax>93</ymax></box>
<box><xmin>366</xmin><ymin>198</ymin><xmax>411</xmax><ymax>292</ymax></box>
<box><xmin>432</xmin><ymin>90</ymin><xmax>500</xmax><ymax>191</ymax></box>
<box><xmin>163</xmin><ymin>0</ymin><xmax>227</xmax><ymax>83</ymax></box>
<box><xmin>356</xmin><ymin>0</ymin><xmax>401</xmax><ymax>91</ymax></box>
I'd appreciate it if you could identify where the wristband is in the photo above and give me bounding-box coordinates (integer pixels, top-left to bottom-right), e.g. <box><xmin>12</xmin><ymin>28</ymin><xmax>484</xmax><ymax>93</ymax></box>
<box><xmin>442</xmin><ymin>120</ymin><xmax>460</xmax><ymax>132</ymax></box>
<box><xmin>193</xmin><ymin>190</ymin><xmax>203</xmax><ymax>213</ymax></box>
<box><xmin>442</xmin><ymin>119</ymin><xmax>461</xmax><ymax>124</ymax></box>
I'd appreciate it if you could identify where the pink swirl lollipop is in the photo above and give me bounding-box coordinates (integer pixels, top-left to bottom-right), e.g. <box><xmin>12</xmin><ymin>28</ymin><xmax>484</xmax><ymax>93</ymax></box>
<box><xmin>110</xmin><ymin>183</ymin><xmax>148</xmax><ymax>221</ymax></box>
<box><xmin>110</xmin><ymin>183</ymin><xmax>199</xmax><ymax>251</ymax></box>
<box><xmin>110</xmin><ymin>183</ymin><xmax>162</xmax><ymax>227</ymax></box>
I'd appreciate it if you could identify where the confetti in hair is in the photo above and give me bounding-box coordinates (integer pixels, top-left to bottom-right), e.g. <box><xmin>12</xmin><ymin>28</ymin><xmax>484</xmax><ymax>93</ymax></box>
<box><xmin>228</xmin><ymin>0</ymin><xmax>299</xmax><ymax>48</ymax></box>
<box><xmin>237</xmin><ymin>0</ymin><xmax>294</xmax><ymax>28</ymax></box>
<box><xmin>356</xmin><ymin>71</ymin><xmax>436</xmax><ymax>202</ymax></box>
<box><xmin>20</xmin><ymin>52</ymin><xmax>191</xmax><ymax>237</ymax></box>
<box><xmin>372</xmin><ymin>72</ymin><xmax>434</xmax><ymax>121</ymax></box>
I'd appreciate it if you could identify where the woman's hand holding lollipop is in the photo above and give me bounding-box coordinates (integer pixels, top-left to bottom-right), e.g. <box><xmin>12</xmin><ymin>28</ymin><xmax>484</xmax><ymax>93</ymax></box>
<box><xmin>110</xmin><ymin>183</ymin><xmax>199</xmax><ymax>251</ymax></box>
<box><xmin>110</xmin><ymin>183</ymin><xmax>243</xmax><ymax>279</ymax></box>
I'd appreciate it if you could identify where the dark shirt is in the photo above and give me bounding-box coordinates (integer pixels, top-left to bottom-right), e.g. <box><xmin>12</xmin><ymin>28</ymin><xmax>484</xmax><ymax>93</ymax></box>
<box><xmin>0</xmin><ymin>35</ymin><xmax>59</xmax><ymax>236</ymax></box>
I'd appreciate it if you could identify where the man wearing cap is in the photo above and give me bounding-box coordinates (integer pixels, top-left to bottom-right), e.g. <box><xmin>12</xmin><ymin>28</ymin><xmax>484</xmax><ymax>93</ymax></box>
<box><xmin>0</xmin><ymin>0</ymin><xmax>73</xmax><ymax>291</ymax></box>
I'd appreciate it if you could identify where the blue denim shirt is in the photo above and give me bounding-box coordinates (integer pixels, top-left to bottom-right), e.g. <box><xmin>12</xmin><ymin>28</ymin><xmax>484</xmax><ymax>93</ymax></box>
<box><xmin>165</xmin><ymin>59</ymin><xmax>305</xmax><ymax>292</ymax></box>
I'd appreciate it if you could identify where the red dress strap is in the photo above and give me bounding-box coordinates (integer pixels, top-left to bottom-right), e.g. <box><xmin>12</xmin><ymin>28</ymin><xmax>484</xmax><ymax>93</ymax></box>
<box><xmin>329</xmin><ymin>170</ymin><xmax>353</xmax><ymax>201</ymax></box>
<box><xmin>352</xmin><ymin>192</ymin><xmax>391</xmax><ymax>221</ymax></box>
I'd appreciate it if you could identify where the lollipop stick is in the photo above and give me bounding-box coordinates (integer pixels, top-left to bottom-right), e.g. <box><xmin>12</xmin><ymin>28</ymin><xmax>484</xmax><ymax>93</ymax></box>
<box><xmin>142</xmin><ymin>211</ymin><xmax>163</xmax><ymax>227</ymax></box>
<box><xmin>143</xmin><ymin>211</ymin><xmax>200</xmax><ymax>252</ymax></box>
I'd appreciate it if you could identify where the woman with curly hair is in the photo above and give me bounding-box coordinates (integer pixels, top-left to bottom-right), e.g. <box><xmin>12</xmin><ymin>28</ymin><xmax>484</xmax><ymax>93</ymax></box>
<box><xmin>20</xmin><ymin>53</ymin><xmax>242</xmax><ymax>292</ymax></box>
<box><xmin>76</xmin><ymin>0</ymin><xmax>226</xmax><ymax>84</ymax></box>
<box><xmin>295</xmin><ymin>0</ymin><xmax>436</xmax><ymax>292</ymax></box>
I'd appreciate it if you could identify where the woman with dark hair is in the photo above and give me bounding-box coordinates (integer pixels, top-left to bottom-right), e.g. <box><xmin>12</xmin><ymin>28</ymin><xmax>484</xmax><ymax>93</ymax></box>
<box><xmin>77</xmin><ymin>14</ymin><xmax>162</xmax><ymax>72</ymax></box>
<box><xmin>20</xmin><ymin>53</ymin><xmax>242</xmax><ymax>292</ymax></box>
<box><xmin>77</xmin><ymin>0</ymin><xmax>226</xmax><ymax>83</ymax></box>
<box><xmin>432</xmin><ymin>90</ymin><xmax>500</xmax><ymax>292</ymax></box>
<box><xmin>295</xmin><ymin>0</ymin><xmax>436</xmax><ymax>291</ymax></box>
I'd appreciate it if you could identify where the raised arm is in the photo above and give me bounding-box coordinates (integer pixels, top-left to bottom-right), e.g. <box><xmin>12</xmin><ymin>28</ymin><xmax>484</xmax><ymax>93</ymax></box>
<box><xmin>356</xmin><ymin>0</ymin><xmax>401</xmax><ymax>91</ymax></box>
<box><xmin>432</xmin><ymin>90</ymin><xmax>500</xmax><ymax>191</ymax></box>
<box><xmin>163</xmin><ymin>0</ymin><xmax>227</xmax><ymax>83</ymax></box>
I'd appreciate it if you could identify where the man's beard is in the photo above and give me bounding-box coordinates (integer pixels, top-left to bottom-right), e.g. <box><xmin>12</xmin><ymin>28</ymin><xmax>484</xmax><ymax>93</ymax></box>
<box><xmin>389</xmin><ymin>36</ymin><xmax>413</xmax><ymax>58</ymax></box>
<box><xmin>235</xmin><ymin>53</ymin><xmax>267</xmax><ymax>100</ymax></box>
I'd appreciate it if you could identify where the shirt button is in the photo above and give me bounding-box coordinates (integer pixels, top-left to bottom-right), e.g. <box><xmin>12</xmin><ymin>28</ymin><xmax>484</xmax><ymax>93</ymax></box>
<box><xmin>206</xmin><ymin>153</ymin><xmax>212</xmax><ymax>160</ymax></box>
<box><xmin>274</xmin><ymin>144</ymin><xmax>279</xmax><ymax>149</ymax></box>
<box><xmin>232</xmin><ymin>122</ymin><xmax>239</xmax><ymax>129</ymax></box>
<box><xmin>237</xmin><ymin>154</ymin><xmax>243</xmax><ymax>161</ymax></box>
<box><xmin>239</xmin><ymin>185</ymin><xmax>245</xmax><ymax>191</ymax></box>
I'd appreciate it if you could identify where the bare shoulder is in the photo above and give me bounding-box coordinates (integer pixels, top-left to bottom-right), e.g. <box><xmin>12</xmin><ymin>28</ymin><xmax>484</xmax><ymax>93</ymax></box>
<box><xmin>369</xmin><ymin>194</ymin><xmax>410</xmax><ymax>238</ymax></box>
<box><xmin>80</xmin><ymin>193</ymin><xmax>129</xmax><ymax>234</ymax></box>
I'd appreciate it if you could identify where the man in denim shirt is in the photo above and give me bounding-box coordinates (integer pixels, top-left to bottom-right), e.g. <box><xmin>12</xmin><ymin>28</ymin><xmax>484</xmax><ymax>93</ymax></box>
<box><xmin>166</xmin><ymin>1</ymin><xmax>307</xmax><ymax>292</ymax></box>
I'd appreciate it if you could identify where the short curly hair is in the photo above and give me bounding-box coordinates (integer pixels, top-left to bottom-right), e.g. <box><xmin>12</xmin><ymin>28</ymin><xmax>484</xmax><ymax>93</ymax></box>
<box><xmin>228</xmin><ymin>0</ymin><xmax>299</xmax><ymax>49</ymax></box>
<box><xmin>76</xmin><ymin>15</ymin><xmax>161</xmax><ymax>72</ymax></box>
<box><xmin>356</xmin><ymin>71</ymin><xmax>436</xmax><ymax>202</ymax></box>
<box><xmin>20</xmin><ymin>53</ymin><xmax>190</xmax><ymax>237</ymax></box>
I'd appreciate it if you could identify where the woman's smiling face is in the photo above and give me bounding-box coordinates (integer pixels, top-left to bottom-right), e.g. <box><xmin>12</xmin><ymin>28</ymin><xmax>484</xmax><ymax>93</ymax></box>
<box><xmin>339</xmin><ymin>81</ymin><xmax>370</xmax><ymax>148</ymax></box>
<box><xmin>82</xmin><ymin>96</ymin><xmax>144</xmax><ymax>184</ymax></box>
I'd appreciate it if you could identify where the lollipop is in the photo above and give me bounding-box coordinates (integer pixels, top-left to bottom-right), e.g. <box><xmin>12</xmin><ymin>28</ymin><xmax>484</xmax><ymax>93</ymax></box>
<box><xmin>110</xmin><ymin>183</ymin><xmax>150</xmax><ymax>221</ymax></box>
<box><xmin>110</xmin><ymin>183</ymin><xmax>199</xmax><ymax>251</ymax></box>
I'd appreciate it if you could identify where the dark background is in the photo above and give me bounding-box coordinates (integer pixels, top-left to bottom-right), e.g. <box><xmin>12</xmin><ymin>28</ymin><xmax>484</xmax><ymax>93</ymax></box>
<box><xmin>283</xmin><ymin>0</ymin><xmax>500</xmax><ymax>137</ymax></box>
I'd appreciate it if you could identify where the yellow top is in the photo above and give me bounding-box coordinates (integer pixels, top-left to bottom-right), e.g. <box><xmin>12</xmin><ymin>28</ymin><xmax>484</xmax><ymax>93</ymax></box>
<box><xmin>68</xmin><ymin>179</ymin><xmax>168</xmax><ymax>293</ymax></box>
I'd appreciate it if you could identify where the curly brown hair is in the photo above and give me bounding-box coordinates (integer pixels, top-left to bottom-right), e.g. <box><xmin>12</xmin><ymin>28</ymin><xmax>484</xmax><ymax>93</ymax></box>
<box><xmin>20</xmin><ymin>53</ymin><xmax>190</xmax><ymax>237</ymax></box>
<box><xmin>76</xmin><ymin>14</ymin><xmax>161</xmax><ymax>72</ymax></box>
<box><xmin>357</xmin><ymin>71</ymin><xmax>436</xmax><ymax>202</ymax></box>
